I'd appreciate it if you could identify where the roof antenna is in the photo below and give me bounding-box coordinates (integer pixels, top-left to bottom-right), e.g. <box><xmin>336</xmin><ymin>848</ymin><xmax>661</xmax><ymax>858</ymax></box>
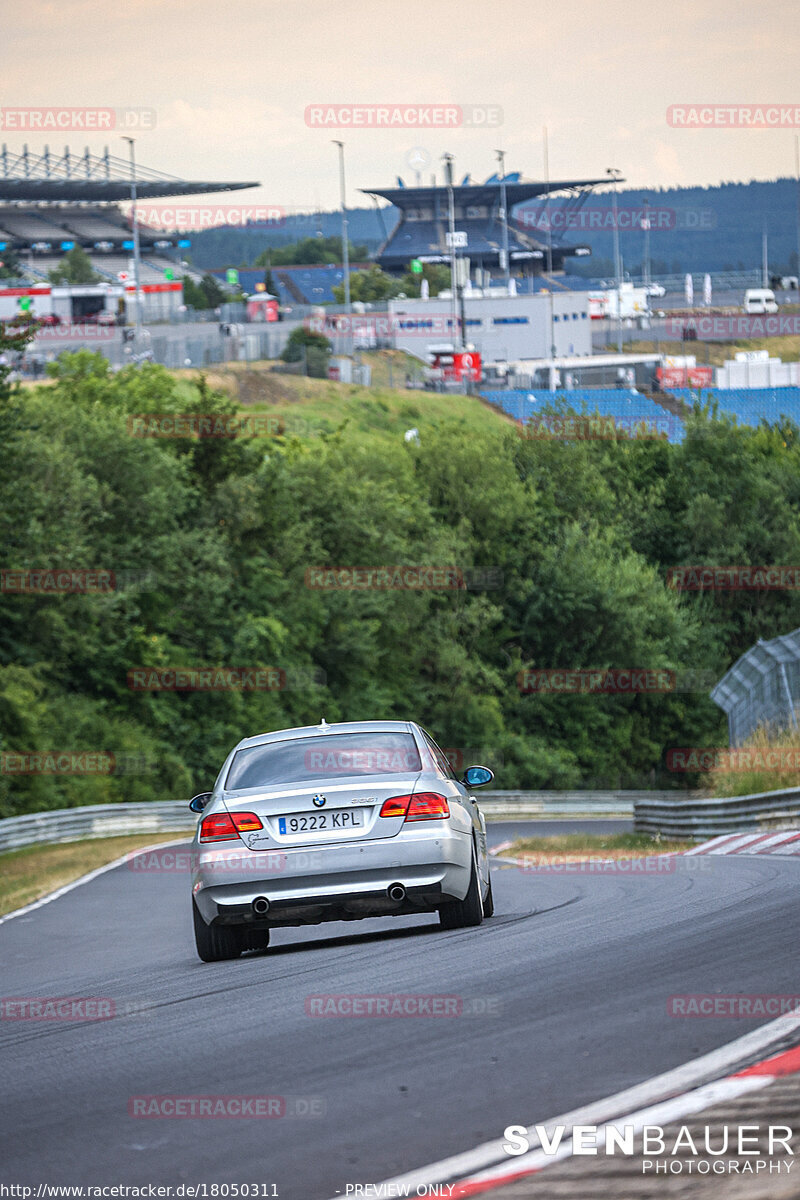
<box><xmin>319</xmin><ymin>717</ymin><xmax>330</xmax><ymax>730</ymax></box>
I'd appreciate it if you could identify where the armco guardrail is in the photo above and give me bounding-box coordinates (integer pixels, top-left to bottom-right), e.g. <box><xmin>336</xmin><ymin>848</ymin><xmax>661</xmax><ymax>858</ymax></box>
<box><xmin>0</xmin><ymin>802</ymin><xmax>195</xmax><ymax>854</ymax></box>
<box><xmin>0</xmin><ymin>792</ymin><xmax>669</xmax><ymax>854</ymax></box>
<box><xmin>634</xmin><ymin>786</ymin><xmax>800</xmax><ymax>839</ymax></box>
<box><xmin>479</xmin><ymin>790</ymin><xmax>672</xmax><ymax>816</ymax></box>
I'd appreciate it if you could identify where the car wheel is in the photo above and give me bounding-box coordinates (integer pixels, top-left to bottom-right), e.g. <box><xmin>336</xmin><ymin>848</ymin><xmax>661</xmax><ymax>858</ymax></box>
<box><xmin>192</xmin><ymin>899</ymin><xmax>243</xmax><ymax>962</ymax></box>
<box><xmin>482</xmin><ymin>870</ymin><xmax>495</xmax><ymax>918</ymax></box>
<box><xmin>439</xmin><ymin>843</ymin><xmax>484</xmax><ymax>929</ymax></box>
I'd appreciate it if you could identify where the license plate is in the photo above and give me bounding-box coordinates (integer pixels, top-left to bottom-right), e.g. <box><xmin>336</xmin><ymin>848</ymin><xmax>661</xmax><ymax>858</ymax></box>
<box><xmin>278</xmin><ymin>809</ymin><xmax>366</xmax><ymax>835</ymax></box>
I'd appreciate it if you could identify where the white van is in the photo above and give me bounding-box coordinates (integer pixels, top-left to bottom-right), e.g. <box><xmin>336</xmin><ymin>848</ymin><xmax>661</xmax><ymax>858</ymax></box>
<box><xmin>743</xmin><ymin>288</ymin><xmax>778</xmax><ymax>314</ymax></box>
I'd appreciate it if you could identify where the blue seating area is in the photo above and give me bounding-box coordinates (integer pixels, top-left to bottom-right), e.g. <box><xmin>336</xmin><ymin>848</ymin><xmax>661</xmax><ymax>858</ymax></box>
<box><xmin>210</xmin><ymin>267</ymin><xmax>290</xmax><ymax>304</ymax></box>
<box><xmin>280</xmin><ymin>264</ymin><xmax>350</xmax><ymax>304</ymax></box>
<box><xmin>482</xmin><ymin>389</ymin><xmax>686</xmax><ymax>443</ymax></box>
<box><xmin>211</xmin><ymin>263</ymin><xmax>373</xmax><ymax>306</ymax></box>
<box><xmin>665</xmin><ymin>387</ymin><xmax>800</xmax><ymax>429</ymax></box>
<box><xmin>379</xmin><ymin>216</ymin><xmax>538</xmax><ymax>268</ymax></box>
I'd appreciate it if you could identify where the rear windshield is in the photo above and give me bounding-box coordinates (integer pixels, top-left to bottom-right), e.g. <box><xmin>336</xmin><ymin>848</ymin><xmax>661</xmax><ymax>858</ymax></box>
<box><xmin>226</xmin><ymin>732</ymin><xmax>422</xmax><ymax>791</ymax></box>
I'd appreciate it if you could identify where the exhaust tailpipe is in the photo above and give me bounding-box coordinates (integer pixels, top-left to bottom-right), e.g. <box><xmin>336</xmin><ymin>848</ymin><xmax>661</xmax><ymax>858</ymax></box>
<box><xmin>388</xmin><ymin>883</ymin><xmax>406</xmax><ymax>902</ymax></box>
<box><xmin>252</xmin><ymin>896</ymin><xmax>270</xmax><ymax>915</ymax></box>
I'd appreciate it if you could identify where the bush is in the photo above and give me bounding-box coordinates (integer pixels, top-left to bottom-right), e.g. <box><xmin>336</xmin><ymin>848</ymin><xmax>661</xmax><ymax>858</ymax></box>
<box><xmin>281</xmin><ymin>327</ymin><xmax>332</xmax><ymax>368</ymax></box>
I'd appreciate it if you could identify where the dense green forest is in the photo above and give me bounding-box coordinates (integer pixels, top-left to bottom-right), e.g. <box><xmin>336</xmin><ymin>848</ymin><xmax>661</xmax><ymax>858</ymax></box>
<box><xmin>3</xmin><ymin>340</ymin><xmax>800</xmax><ymax>816</ymax></box>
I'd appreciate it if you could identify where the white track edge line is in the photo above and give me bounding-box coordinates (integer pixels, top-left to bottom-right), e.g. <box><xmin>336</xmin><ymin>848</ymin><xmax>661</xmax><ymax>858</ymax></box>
<box><xmin>0</xmin><ymin>836</ymin><xmax>192</xmax><ymax>926</ymax></box>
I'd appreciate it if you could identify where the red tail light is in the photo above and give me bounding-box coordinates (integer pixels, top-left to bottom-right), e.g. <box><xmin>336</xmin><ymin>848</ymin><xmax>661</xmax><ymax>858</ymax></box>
<box><xmin>199</xmin><ymin>811</ymin><xmax>263</xmax><ymax>841</ymax></box>
<box><xmin>379</xmin><ymin>795</ymin><xmax>411</xmax><ymax>818</ymax></box>
<box><xmin>231</xmin><ymin>812</ymin><xmax>263</xmax><ymax>832</ymax></box>
<box><xmin>379</xmin><ymin>793</ymin><xmax>450</xmax><ymax>821</ymax></box>
<box><xmin>406</xmin><ymin>793</ymin><xmax>450</xmax><ymax>820</ymax></box>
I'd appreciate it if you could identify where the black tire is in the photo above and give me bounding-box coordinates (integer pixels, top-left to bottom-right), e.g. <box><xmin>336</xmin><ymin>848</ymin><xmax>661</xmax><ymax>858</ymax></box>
<box><xmin>439</xmin><ymin>843</ymin><xmax>484</xmax><ymax>929</ymax></box>
<box><xmin>482</xmin><ymin>869</ymin><xmax>495</xmax><ymax>918</ymax></box>
<box><xmin>192</xmin><ymin>899</ymin><xmax>243</xmax><ymax>962</ymax></box>
<box><xmin>242</xmin><ymin>927</ymin><xmax>271</xmax><ymax>953</ymax></box>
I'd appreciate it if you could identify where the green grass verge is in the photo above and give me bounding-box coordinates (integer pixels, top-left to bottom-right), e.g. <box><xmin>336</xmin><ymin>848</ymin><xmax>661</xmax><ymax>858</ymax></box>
<box><xmin>0</xmin><ymin>832</ymin><xmax>193</xmax><ymax>917</ymax></box>
<box><xmin>178</xmin><ymin>357</ymin><xmax>511</xmax><ymax>442</ymax></box>
<box><xmin>506</xmin><ymin>832</ymin><xmax>693</xmax><ymax>859</ymax></box>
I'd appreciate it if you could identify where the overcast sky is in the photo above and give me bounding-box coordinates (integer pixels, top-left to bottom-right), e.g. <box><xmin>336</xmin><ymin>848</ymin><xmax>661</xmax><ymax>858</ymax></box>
<box><xmin>3</xmin><ymin>0</ymin><xmax>799</xmax><ymax>212</ymax></box>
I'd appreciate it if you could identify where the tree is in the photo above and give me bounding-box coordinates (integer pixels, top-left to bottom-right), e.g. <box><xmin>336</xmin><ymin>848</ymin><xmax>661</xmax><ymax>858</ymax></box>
<box><xmin>182</xmin><ymin>273</ymin><xmax>228</xmax><ymax>310</ymax></box>
<box><xmin>254</xmin><ymin>237</ymin><xmax>368</xmax><ymax>268</ymax></box>
<box><xmin>199</xmin><ymin>273</ymin><xmax>227</xmax><ymax>308</ymax></box>
<box><xmin>280</xmin><ymin>327</ymin><xmax>332</xmax><ymax>377</ymax></box>
<box><xmin>399</xmin><ymin>263</ymin><xmax>452</xmax><ymax>297</ymax></box>
<box><xmin>264</xmin><ymin>266</ymin><xmax>279</xmax><ymax>296</ymax></box>
<box><xmin>182</xmin><ymin>276</ymin><xmax>205</xmax><ymax>309</ymax></box>
<box><xmin>332</xmin><ymin>266</ymin><xmax>402</xmax><ymax>304</ymax></box>
<box><xmin>0</xmin><ymin>317</ymin><xmax>37</xmax><ymax>405</ymax></box>
<box><xmin>47</xmin><ymin>246</ymin><xmax>101</xmax><ymax>285</ymax></box>
<box><xmin>0</xmin><ymin>250</ymin><xmax>21</xmax><ymax>280</ymax></box>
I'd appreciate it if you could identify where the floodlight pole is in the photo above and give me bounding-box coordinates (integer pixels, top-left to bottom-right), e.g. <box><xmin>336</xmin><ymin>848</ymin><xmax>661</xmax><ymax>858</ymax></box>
<box><xmin>122</xmin><ymin>136</ymin><xmax>142</xmax><ymax>340</ymax></box>
<box><xmin>544</xmin><ymin>127</ymin><xmax>556</xmax><ymax>362</ymax></box>
<box><xmin>642</xmin><ymin>197</ymin><xmax>651</xmax><ymax>290</ymax></box>
<box><xmin>495</xmin><ymin>148</ymin><xmax>511</xmax><ymax>291</ymax></box>
<box><xmin>443</xmin><ymin>152</ymin><xmax>461</xmax><ymax>350</ymax></box>
<box><xmin>607</xmin><ymin>167</ymin><xmax>623</xmax><ymax>352</ymax></box>
<box><xmin>332</xmin><ymin>141</ymin><xmax>351</xmax><ymax>349</ymax></box>
<box><xmin>795</xmin><ymin>135</ymin><xmax>800</xmax><ymax>292</ymax></box>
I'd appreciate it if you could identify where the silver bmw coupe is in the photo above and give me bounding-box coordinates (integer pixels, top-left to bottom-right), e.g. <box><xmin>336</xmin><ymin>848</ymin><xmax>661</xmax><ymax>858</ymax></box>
<box><xmin>189</xmin><ymin>719</ymin><xmax>494</xmax><ymax>961</ymax></box>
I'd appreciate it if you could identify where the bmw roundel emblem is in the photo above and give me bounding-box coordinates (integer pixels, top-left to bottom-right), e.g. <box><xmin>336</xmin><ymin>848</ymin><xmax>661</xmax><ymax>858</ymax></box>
<box><xmin>312</xmin><ymin>794</ymin><xmax>326</xmax><ymax>808</ymax></box>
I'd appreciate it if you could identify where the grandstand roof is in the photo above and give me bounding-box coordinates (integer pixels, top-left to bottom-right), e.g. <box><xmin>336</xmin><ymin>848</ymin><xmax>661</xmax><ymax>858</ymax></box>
<box><xmin>0</xmin><ymin>146</ymin><xmax>257</xmax><ymax>203</ymax></box>
<box><xmin>361</xmin><ymin>177</ymin><xmax>616</xmax><ymax>208</ymax></box>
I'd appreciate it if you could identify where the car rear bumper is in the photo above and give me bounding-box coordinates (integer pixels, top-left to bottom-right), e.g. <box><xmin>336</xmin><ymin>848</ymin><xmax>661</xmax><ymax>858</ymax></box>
<box><xmin>192</xmin><ymin>825</ymin><xmax>472</xmax><ymax>927</ymax></box>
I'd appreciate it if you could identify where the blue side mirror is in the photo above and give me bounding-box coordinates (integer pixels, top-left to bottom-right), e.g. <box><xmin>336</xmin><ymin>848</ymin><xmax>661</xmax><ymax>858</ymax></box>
<box><xmin>463</xmin><ymin>765</ymin><xmax>494</xmax><ymax>788</ymax></box>
<box><xmin>189</xmin><ymin>792</ymin><xmax>213</xmax><ymax>813</ymax></box>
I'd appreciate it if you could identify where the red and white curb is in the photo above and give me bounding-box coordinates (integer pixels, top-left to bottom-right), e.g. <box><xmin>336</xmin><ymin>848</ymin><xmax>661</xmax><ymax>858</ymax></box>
<box><xmin>445</xmin><ymin>1043</ymin><xmax>800</xmax><ymax>1196</ymax></box>
<box><xmin>335</xmin><ymin>1010</ymin><xmax>800</xmax><ymax>1200</ymax></box>
<box><xmin>685</xmin><ymin>830</ymin><xmax>800</xmax><ymax>856</ymax></box>
<box><xmin>491</xmin><ymin>829</ymin><xmax>800</xmax><ymax>866</ymax></box>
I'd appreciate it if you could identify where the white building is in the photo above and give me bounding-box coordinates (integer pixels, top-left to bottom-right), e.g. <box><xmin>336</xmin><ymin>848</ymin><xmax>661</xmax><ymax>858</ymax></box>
<box><xmin>388</xmin><ymin>291</ymin><xmax>592</xmax><ymax>364</ymax></box>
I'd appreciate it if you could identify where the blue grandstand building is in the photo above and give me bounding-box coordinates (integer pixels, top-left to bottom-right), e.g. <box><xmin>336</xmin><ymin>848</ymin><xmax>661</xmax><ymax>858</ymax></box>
<box><xmin>361</xmin><ymin>172</ymin><xmax>616</xmax><ymax>280</ymax></box>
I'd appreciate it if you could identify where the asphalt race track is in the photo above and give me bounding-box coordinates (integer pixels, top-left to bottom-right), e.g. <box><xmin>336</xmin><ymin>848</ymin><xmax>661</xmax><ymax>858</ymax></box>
<box><xmin>1</xmin><ymin>821</ymin><xmax>798</xmax><ymax>1199</ymax></box>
